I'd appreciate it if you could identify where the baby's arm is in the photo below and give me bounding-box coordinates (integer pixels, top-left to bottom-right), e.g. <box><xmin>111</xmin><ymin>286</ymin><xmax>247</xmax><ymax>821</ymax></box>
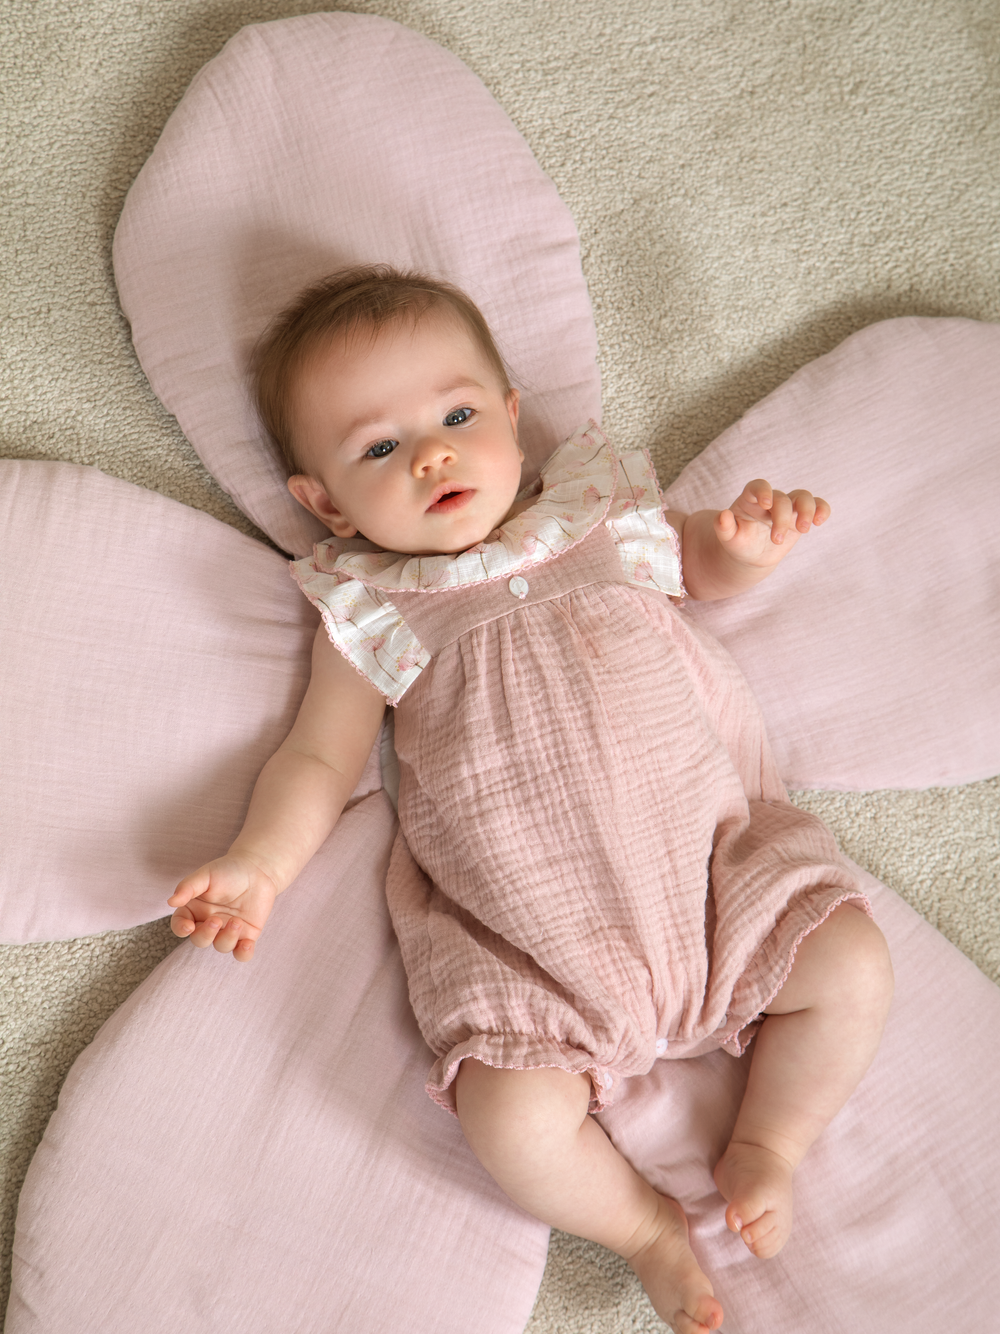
<box><xmin>168</xmin><ymin>627</ymin><xmax>385</xmax><ymax>961</ymax></box>
<box><xmin>664</xmin><ymin>480</ymin><xmax>830</xmax><ymax>602</ymax></box>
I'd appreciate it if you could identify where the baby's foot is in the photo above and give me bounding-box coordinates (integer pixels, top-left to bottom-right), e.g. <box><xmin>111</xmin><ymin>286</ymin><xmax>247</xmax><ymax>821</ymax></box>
<box><xmin>626</xmin><ymin>1194</ymin><xmax>724</xmax><ymax>1333</ymax></box>
<box><xmin>712</xmin><ymin>1140</ymin><xmax>795</xmax><ymax>1259</ymax></box>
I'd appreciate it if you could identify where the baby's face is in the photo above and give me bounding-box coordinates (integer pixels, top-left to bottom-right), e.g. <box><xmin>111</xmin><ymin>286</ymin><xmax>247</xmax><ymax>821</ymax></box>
<box><xmin>286</xmin><ymin>309</ymin><xmax>523</xmax><ymax>555</ymax></box>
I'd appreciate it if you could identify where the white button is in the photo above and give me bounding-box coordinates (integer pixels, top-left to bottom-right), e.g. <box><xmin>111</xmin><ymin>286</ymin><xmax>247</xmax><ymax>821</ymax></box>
<box><xmin>508</xmin><ymin>576</ymin><xmax>529</xmax><ymax>599</ymax></box>
<box><xmin>655</xmin><ymin>1037</ymin><xmax>668</xmax><ymax>1056</ymax></box>
<box><xmin>602</xmin><ymin>1071</ymin><xmax>613</xmax><ymax>1089</ymax></box>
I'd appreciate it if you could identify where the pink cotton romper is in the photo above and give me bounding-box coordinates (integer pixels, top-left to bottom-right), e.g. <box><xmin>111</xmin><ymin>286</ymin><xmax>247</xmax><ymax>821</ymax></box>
<box><xmin>292</xmin><ymin>424</ymin><xmax>869</xmax><ymax>1113</ymax></box>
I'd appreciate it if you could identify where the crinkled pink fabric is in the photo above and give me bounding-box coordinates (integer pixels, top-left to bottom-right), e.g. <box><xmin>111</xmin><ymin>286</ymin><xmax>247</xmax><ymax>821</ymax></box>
<box><xmin>383</xmin><ymin>517</ymin><xmax>868</xmax><ymax>1113</ymax></box>
<box><xmin>112</xmin><ymin>12</ymin><xmax>601</xmax><ymax>556</ymax></box>
<box><xmin>665</xmin><ymin>316</ymin><xmax>1000</xmax><ymax>789</ymax></box>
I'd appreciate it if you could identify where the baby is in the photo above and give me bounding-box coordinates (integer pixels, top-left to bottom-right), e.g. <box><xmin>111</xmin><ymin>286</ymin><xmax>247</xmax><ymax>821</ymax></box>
<box><xmin>169</xmin><ymin>267</ymin><xmax>893</xmax><ymax>1334</ymax></box>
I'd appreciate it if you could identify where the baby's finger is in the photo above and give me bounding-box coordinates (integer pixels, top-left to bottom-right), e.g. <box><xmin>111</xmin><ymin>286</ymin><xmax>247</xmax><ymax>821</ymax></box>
<box><xmin>767</xmin><ymin>491</ymin><xmax>795</xmax><ymax>544</ymax></box>
<box><xmin>787</xmin><ymin>489</ymin><xmax>818</xmax><ymax>532</ymax></box>
<box><xmin>167</xmin><ymin>867</ymin><xmax>209</xmax><ymax>908</ymax></box>
<box><xmin>169</xmin><ymin>906</ymin><xmax>197</xmax><ymax>939</ymax></box>
<box><xmin>233</xmin><ymin>935</ymin><xmax>256</xmax><ymax>963</ymax></box>
<box><xmin>188</xmin><ymin>914</ymin><xmax>227</xmax><ymax>949</ymax></box>
<box><xmin>737</xmin><ymin>479</ymin><xmax>773</xmax><ymax>514</ymax></box>
<box><xmin>714</xmin><ymin>508</ymin><xmax>738</xmax><ymax>542</ymax></box>
<box><xmin>212</xmin><ymin>915</ymin><xmax>245</xmax><ymax>955</ymax></box>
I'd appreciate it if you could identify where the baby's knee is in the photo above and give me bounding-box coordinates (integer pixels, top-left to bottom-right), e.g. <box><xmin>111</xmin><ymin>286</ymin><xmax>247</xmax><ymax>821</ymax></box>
<box><xmin>454</xmin><ymin>1059</ymin><xmax>592</xmax><ymax>1160</ymax></box>
<box><xmin>823</xmin><ymin>903</ymin><xmax>894</xmax><ymax>1011</ymax></box>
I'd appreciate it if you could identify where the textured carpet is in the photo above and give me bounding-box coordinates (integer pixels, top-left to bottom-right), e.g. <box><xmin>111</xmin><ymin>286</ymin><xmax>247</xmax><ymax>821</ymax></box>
<box><xmin>2</xmin><ymin>1</ymin><xmax>998</xmax><ymax>1329</ymax></box>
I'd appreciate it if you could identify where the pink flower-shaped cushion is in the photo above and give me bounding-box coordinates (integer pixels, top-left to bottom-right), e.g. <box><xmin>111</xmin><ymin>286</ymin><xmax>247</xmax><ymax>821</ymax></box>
<box><xmin>5</xmin><ymin>12</ymin><xmax>1000</xmax><ymax>1333</ymax></box>
<box><xmin>112</xmin><ymin>11</ymin><xmax>601</xmax><ymax>557</ymax></box>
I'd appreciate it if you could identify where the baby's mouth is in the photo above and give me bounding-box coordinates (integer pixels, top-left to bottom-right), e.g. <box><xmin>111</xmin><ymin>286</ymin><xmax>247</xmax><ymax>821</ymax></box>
<box><xmin>426</xmin><ymin>485</ymin><xmax>474</xmax><ymax>514</ymax></box>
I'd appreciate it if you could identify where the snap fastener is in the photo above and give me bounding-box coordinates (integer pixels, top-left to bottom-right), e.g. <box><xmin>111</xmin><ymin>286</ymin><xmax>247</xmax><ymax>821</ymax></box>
<box><xmin>655</xmin><ymin>1037</ymin><xmax>668</xmax><ymax>1056</ymax></box>
<box><xmin>508</xmin><ymin>576</ymin><xmax>529</xmax><ymax>599</ymax></box>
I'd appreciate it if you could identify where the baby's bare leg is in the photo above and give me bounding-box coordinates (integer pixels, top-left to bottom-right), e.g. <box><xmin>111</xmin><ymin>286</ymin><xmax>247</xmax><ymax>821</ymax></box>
<box><xmin>456</xmin><ymin>1061</ymin><xmax>723</xmax><ymax>1334</ymax></box>
<box><xmin>714</xmin><ymin>902</ymin><xmax>894</xmax><ymax>1258</ymax></box>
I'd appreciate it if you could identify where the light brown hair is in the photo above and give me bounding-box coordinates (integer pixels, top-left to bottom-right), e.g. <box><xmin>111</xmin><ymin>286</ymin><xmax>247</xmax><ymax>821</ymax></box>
<box><xmin>251</xmin><ymin>265</ymin><xmax>512</xmax><ymax>472</ymax></box>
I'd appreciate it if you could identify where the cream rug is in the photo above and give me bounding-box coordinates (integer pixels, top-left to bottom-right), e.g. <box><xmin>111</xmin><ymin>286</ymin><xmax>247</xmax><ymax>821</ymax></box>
<box><xmin>2</xmin><ymin>1</ymin><xmax>998</xmax><ymax>1328</ymax></box>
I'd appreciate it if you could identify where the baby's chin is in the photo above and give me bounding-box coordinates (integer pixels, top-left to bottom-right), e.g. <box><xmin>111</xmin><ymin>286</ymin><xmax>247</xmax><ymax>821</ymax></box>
<box><xmin>351</xmin><ymin>532</ymin><xmax>485</xmax><ymax>557</ymax></box>
<box><xmin>355</xmin><ymin>501</ymin><xmax>520</xmax><ymax>556</ymax></box>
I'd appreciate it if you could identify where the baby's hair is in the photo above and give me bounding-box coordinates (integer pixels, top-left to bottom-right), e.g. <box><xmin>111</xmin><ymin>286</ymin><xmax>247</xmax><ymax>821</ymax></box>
<box><xmin>251</xmin><ymin>264</ymin><xmax>512</xmax><ymax>473</ymax></box>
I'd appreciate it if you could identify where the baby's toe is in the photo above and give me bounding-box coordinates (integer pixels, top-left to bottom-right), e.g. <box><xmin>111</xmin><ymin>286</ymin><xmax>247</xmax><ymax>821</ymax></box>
<box><xmin>725</xmin><ymin>1183</ymin><xmax>773</xmax><ymax>1232</ymax></box>
<box><xmin>671</xmin><ymin>1298</ymin><xmax>724</xmax><ymax>1334</ymax></box>
<box><xmin>693</xmin><ymin>1294</ymin><xmax>725</xmax><ymax>1330</ymax></box>
<box><xmin>739</xmin><ymin>1211</ymin><xmax>789</xmax><ymax>1259</ymax></box>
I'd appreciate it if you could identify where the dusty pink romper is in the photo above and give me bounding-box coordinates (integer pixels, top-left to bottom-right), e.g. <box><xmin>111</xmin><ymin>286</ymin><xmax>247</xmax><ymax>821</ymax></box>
<box><xmin>293</xmin><ymin>424</ymin><xmax>869</xmax><ymax>1113</ymax></box>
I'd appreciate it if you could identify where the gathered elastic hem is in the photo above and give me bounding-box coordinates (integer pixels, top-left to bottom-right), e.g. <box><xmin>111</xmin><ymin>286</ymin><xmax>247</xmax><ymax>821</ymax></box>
<box><xmin>719</xmin><ymin>889</ymin><xmax>874</xmax><ymax>1057</ymax></box>
<box><xmin>425</xmin><ymin>1032</ymin><xmax>622</xmax><ymax>1117</ymax></box>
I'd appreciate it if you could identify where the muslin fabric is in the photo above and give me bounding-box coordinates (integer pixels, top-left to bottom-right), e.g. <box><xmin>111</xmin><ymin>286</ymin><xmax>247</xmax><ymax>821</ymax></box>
<box><xmin>294</xmin><ymin>429</ymin><xmax>870</xmax><ymax>1113</ymax></box>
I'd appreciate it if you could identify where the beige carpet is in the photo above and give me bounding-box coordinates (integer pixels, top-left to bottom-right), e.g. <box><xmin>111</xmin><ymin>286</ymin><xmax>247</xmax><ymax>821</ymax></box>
<box><xmin>2</xmin><ymin>1</ymin><xmax>999</xmax><ymax>1328</ymax></box>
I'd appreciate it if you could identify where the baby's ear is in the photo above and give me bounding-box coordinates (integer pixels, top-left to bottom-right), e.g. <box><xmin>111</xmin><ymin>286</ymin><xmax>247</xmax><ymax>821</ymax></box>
<box><xmin>506</xmin><ymin>386</ymin><xmax>521</xmax><ymax>441</ymax></box>
<box><xmin>287</xmin><ymin>475</ymin><xmax>357</xmax><ymax>537</ymax></box>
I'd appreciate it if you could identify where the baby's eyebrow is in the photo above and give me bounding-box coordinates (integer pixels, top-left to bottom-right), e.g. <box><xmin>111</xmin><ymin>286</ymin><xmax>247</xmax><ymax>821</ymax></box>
<box><xmin>434</xmin><ymin>378</ymin><xmax>485</xmax><ymax>396</ymax></box>
<box><xmin>339</xmin><ymin>412</ymin><xmax>392</xmax><ymax>440</ymax></box>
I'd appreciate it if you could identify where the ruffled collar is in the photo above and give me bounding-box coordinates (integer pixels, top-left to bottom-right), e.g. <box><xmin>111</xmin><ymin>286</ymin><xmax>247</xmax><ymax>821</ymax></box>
<box><xmin>307</xmin><ymin>422</ymin><xmax>616</xmax><ymax>593</ymax></box>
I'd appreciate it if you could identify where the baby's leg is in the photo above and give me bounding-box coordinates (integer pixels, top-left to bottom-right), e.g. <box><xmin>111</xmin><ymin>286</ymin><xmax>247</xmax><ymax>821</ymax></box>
<box><xmin>456</xmin><ymin>1060</ymin><xmax>723</xmax><ymax>1334</ymax></box>
<box><xmin>714</xmin><ymin>902</ymin><xmax>894</xmax><ymax>1259</ymax></box>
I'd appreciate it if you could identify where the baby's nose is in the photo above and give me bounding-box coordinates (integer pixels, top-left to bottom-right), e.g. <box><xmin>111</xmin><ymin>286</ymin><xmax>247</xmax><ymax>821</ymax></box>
<box><xmin>410</xmin><ymin>432</ymin><xmax>456</xmax><ymax>475</ymax></box>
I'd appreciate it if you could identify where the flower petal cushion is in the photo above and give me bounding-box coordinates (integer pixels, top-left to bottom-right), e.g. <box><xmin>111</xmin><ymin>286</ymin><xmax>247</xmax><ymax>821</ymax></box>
<box><xmin>665</xmin><ymin>316</ymin><xmax>1000</xmax><ymax>790</ymax></box>
<box><xmin>112</xmin><ymin>11</ymin><xmax>602</xmax><ymax>558</ymax></box>
<box><xmin>0</xmin><ymin>459</ymin><xmax>329</xmax><ymax>944</ymax></box>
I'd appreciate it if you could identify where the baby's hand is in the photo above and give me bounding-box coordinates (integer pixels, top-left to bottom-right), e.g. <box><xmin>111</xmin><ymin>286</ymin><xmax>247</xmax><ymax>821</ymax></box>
<box><xmin>715</xmin><ymin>480</ymin><xmax>830</xmax><ymax>569</ymax></box>
<box><xmin>168</xmin><ymin>852</ymin><xmax>280</xmax><ymax>962</ymax></box>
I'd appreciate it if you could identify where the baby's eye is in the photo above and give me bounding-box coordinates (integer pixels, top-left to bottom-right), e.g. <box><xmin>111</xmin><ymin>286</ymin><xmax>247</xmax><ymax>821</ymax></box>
<box><xmin>365</xmin><ymin>439</ymin><xmax>398</xmax><ymax>459</ymax></box>
<box><xmin>444</xmin><ymin>408</ymin><xmax>473</xmax><ymax>427</ymax></box>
